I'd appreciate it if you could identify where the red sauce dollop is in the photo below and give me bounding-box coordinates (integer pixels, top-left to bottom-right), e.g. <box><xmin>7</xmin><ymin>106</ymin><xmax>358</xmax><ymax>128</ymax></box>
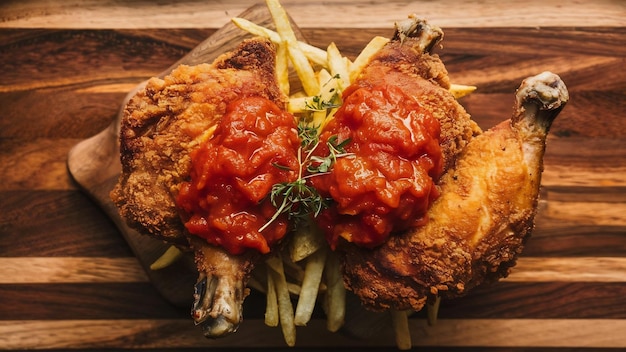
<box><xmin>176</xmin><ymin>96</ymin><xmax>300</xmax><ymax>255</ymax></box>
<box><xmin>310</xmin><ymin>84</ymin><xmax>443</xmax><ymax>249</ymax></box>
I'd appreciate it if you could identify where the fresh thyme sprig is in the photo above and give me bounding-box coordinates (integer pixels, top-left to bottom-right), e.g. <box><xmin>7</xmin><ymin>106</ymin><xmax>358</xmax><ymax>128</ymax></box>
<box><xmin>307</xmin><ymin>135</ymin><xmax>352</xmax><ymax>173</ymax></box>
<box><xmin>259</xmin><ymin>122</ymin><xmax>352</xmax><ymax>232</ymax></box>
<box><xmin>261</xmin><ymin>179</ymin><xmax>327</xmax><ymax>232</ymax></box>
<box><xmin>304</xmin><ymin>74</ymin><xmax>342</xmax><ymax>111</ymax></box>
<box><xmin>304</xmin><ymin>93</ymin><xmax>341</xmax><ymax>111</ymax></box>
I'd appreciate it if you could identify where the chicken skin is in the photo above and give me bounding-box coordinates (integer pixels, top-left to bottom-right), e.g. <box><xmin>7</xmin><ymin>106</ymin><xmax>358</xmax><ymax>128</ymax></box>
<box><xmin>341</xmin><ymin>71</ymin><xmax>568</xmax><ymax>311</ymax></box>
<box><xmin>110</xmin><ymin>37</ymin><xmax>287</xmax><ymax>336</ymax></box>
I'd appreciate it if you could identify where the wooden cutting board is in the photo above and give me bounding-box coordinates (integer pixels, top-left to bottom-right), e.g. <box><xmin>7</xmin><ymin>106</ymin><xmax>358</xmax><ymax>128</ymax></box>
<box><xmin>42</xmin><ymin>2</ymin><xmax>625</xmax><ymax>349</ymax></box>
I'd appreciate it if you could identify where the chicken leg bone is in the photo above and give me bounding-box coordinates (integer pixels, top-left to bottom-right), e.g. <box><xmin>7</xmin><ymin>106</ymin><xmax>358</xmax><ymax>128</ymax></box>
<box><xmin>514</xmin><ymin>71</ymin><xmax>569</xmax><ymax>167</ymax></box>
<box><xmin>393</xmin><ymin>15</ymin><xmax>443</xmax><ymax>52</ymax></box>
<box><xmin>189</xmin><ymin>238</ymin><xmax>257</xmax><ymax>337</ymax></box>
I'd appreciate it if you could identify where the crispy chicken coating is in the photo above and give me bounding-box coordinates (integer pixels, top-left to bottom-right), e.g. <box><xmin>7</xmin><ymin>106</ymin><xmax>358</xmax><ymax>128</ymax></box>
<box><xmin>112</xmin><ymin>38</ymin><xmax>285</xmax><ymax>245</ymax></box>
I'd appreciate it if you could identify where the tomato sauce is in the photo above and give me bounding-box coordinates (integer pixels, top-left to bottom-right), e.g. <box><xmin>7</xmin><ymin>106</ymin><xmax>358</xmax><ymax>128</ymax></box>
<box><xmin>176</xmin><ymin>96</ymin><xmax>300</xmax><ymax>255</ymax></box>
<box><xmin>309</xmin><ymin>84</ymin><xmax>443</xmax><ymax>249</ymax></box>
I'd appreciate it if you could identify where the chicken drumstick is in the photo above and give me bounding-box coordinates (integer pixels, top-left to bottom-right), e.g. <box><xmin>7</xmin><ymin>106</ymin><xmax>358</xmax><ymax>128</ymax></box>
<box><xmin>341</xmin><ymin>71</ymin><xmax>568</xmax><ymax>311</ymax></box>
<box><xmin>111</xmin><ymin>38</ymin><xmax>289</xmax><ymax>337</ymax></box>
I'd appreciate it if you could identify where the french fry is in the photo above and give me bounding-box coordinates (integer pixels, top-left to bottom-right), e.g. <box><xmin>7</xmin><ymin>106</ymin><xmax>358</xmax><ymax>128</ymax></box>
<box><xmin>449</xmin><ymin>83</ymin><xmax>477</xmax><ymax>99</ymax></box>
<box><xmin>299</xmin><ymin>44</ymin><xmax>329</xmax><ymax>69</ymax></box>
<box><xmin>149</xmin><ymin>245</ymin><xmax>182</xmax><ymax>270</ymax></box>
<box><xmin>317</xmin><ymin>69</ymin><xmax>339</xmax><ymax>103</ymax></box>
<box><xmin>287</xmin><ymin>71</ymin><xmax>342</xmax><ymax>124</ymax></box>
<box><xmin>390</xmin><ymin>310</ymin><xmax>412</xmax><ymax>350</ymax></box>
<box><xmin>232</xmin><ymin>17</ymin><xmax>281</xmax><ymax>42</ymax></box>
<box><xmin>427</xmin><ymin>295</ymin><xmax>441</xmax><ymax>326</ymax></box>
<box><xmin>281</xmin><ymin>253</ymin><xmax>305</xmax><ymax>283</ymax></box>
<box><xmin>232</xmin><ymin>17</ymin><xmax>327</xmax><ymax>67</ymax></box>
<box><xmin>265</xmin><ymin>253</ymin><xmax>297</xmax><ymax>346</ymax></box>
<box><xmin>246</xmin><ymin>276</ymin><xmax>266</xmax><ymax>294</ymax></box>
<box><xmin>311</xmin><ymin>110</ymin><xmax>327</xmax><ymax>129</ymax></box>
<box><xmin>287</xmin><ymin>96</ymin><xmax>308</xmax><ymax>114</ymax></box>
<box><xmin>308</xmin><ymin>68</ymin><xmax>330</xmax><ymax>126</ymax></box>
<box><xmin>266</xmin><ymin>0</ymin><xmax>319</xmax><ymax>95</ymax></box>
<box><xmin>349</xmin><ymin>36</ymin><xmax>390</xmax><ymax>82</ymax></box>
<box><xmin>294</xmin><ymin>247</ymin><xmax>327</xmax><ymax>326</ymax></box>
<box><xmin>276</xmin><ymin>41</ymin><xmax>290</xmax><ymax>96</ymax></box>
<box><xmin>287</xmin><ymin>282</ymin><xmax>302</xmax><ymax>296</ymax></box>
<box><xmin>323</xmin><ymin>250</ymin><xmax>345</xmax><ymax>332</ymax></box>
<box><xmin>290</xmin><ymin>223</ymin><xmax>325</xmax><ymax>262</ymax></box>
<box><xmin>321</xmin><ymin>106</ymin><xmax>339</xmax><ymax>132</ymax></box>
<box><xmin>264</xmin><ymin>267</ymin><xmax>279</xmax><ymax>327</ymax></box>
<box><xmin>326</xmin><ymin>42</ymin><xmax>351</xmax><ymax>89</ymax></box>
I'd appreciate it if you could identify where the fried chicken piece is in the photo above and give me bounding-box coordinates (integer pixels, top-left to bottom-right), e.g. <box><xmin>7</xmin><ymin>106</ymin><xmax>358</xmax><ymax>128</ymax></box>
<box><xmin>342</xmin><ymin>71</ymin><xmax>568</xmax><ymax>311</ymax></box>
<box><xmin>110</xmin><ymin>37</ymin><xmax>286</xmax><ymax>336</ymax></box>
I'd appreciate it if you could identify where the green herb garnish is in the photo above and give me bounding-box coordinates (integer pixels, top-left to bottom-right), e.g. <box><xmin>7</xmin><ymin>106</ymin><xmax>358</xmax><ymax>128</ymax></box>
<box><xmin>259</xmin><ymin>123</ymin><xmax>352</xmax><ymax>232</ymax></box>
<box><xmin>304</xmin><ymin>74</ymin><xmax>342</xmax><ymax>111</ymax></box>
<box><xmin>304</xmin><ymin>93</ymin><xmax>341</xmax><ymax>111</ymax></box>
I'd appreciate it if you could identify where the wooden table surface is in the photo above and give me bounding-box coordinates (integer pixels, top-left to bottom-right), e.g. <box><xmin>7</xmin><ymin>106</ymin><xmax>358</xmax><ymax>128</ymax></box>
<box><xmin>1</xmin><ymin>0</ymin><xmax>625</xmax><ymax>351</ymax></box>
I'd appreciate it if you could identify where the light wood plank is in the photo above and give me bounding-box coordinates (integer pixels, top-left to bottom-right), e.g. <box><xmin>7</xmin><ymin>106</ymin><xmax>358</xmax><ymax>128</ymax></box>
<box><xmin>542</xmin><ymin>165</ymin><xmax>626</xmax><ymax>188</ymax></box>
<box><xmin>505</xmin><ymin>257</ymin><xmax>626</xmax><ymax>282</ymax></box>
<box><xmin>0</xmin><ymin>0</ymin><xmax>624</xmax><ymax>29</ymax></box>
<box><xmin>412</xmin><ymin>319</ymin><xmax>626</xmax><ymax>348</ymax></box>
<box><xmin>74</xmin><ymin>83</ymin><xmax>142</xmax><ymax>94</ymax></box>
<box><xmin>2</xmin><ymin>257</ymin><xmax>625</xmax><ymax>284</ymax></box>
<box><xmin>0</xmin><ymin>318</ymin><xmax>623</xmax><ymax>349</ymax></box>
<box><xmin>0</xmin><ymin>257</ymin><xmax>148</xmax><ymax>284</ymax></box>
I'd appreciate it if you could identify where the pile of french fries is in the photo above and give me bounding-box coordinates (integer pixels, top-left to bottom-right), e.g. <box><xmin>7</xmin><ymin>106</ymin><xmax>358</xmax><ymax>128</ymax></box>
<box><xmin>152</xmin><ymin>0</ymin><xmax>475</xmax><ymax>348</ymax></box>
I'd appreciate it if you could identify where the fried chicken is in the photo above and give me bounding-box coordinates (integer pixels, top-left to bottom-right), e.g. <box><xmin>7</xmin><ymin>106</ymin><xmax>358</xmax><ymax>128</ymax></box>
<box><xmin>110</xmin><ymin>37</ymin><xmax>287</xmax><ymax>336</ymax></box>
<box><xmin>328</xmin><ymin>16</ymin><xmax>569</xmax><ymax>313</ymax></box>
<box><xmin>341</xmin><ymin>68</ymin><xmax>568</xmax><ymax>311</ymax></box>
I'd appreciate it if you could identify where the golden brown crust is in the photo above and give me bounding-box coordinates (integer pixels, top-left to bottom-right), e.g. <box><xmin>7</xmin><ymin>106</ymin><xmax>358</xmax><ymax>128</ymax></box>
<box><xmin>110</xmin><ymin>37</ymin><xmax>285</xmax><ymax>245</ymax></box>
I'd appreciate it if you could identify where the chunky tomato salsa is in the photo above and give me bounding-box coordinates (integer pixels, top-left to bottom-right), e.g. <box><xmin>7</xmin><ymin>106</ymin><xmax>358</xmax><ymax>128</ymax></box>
<box><xmin>178</xmin><ymin>81</ymin><xmax>443</xmax><ymax>254</ymax></box>
<box><xmin>309</xmin><ymin>84</ymin><xmax>443</xmax><ymax>249</ymax></box>
<box><xmin>176</xmin><ymin>96</ymin><xmax>300</xmax><ymax>255</ymax></box>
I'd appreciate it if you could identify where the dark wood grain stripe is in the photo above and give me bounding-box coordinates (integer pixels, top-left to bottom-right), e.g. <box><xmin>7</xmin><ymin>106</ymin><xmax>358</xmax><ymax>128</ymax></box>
<box><xmin>0</xmin><ymin>191</ymin><xmax>132</xmax><ymax>257</ymax></box>
<box><xmin>0</xmin><ymin>318</ymin><xmax>623</xmax><ymax>349</ymax></box>
<box><xmin>0</xmin><ymin>283</ymin><xmax>186</xmax><ymax>320</ymax></box>
<box><xmin>2</xmin><ymin>28</ymin><xmax>625</xmax><ymax>91</ymax></box>
<box><xmin>1</xmin><ymin>281</ymin><xmax>624</xmax><ymax>320</ymax></box>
